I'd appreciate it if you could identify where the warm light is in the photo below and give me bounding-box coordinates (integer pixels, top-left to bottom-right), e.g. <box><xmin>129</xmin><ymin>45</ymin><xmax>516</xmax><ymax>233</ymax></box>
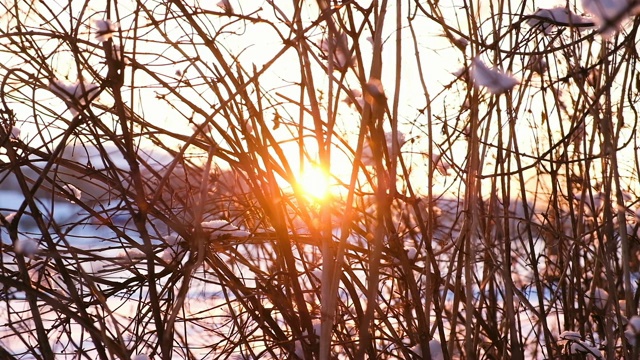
<box><xmin>298</xmin><ymin>165</ymin><xmax>330</xmax><ymax>201</ymax></box>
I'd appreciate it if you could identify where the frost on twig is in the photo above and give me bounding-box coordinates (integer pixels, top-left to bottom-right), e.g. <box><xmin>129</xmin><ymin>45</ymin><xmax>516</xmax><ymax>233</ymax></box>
<box><xmin>469</xmin><ymin>58</ymin><xmax>519</xmax><ymax>95</ymax></box>
<box><xmin>48</xmin><ymin>79</ymin><xmax>100</xmax><ymax>117</ymax></box>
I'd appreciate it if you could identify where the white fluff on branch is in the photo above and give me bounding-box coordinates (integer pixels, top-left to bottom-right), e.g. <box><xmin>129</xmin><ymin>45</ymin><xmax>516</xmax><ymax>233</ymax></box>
<box><xmin>15</xmin><ymin>237</ymin><xmax>39</xmax><ymax>258</ymax></box>
<box><xmin>201</xmin><ymin>220</ymin><xmax>250</xmax><ymax>240</ymax></box>
<box><xmin>92</xmin><ymin>19</ymin><xmax>117</xmax><ymax>42</ymax></box>
<box><xmin>581</xmin><ymin>0</ymin><xmax>640</xmax><ymax>37</ymax></box>
<box><xmin>48</xmin><ymin>79</ymin><xmax>100</xmax><ymax>117</ymax></box>
<box><xmin>527</xmin><ymin>7</ymin><xmax>594</xmax><ymax>34</ymax></box>
<box><xmin>469</xmin><ymin>58</ymin><xmax>518</xmax><ymax>95</ymax></box>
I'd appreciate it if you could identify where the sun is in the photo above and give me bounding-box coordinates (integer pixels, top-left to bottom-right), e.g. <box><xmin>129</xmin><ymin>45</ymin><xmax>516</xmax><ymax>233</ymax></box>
<box><xmin>298</xmin><ymin>165</ymin><xmax>330</xmax><ymax>201</ymax></box>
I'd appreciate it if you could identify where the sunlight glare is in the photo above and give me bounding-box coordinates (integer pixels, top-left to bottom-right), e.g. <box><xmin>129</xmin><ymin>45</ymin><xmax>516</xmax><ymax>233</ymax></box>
<box><xmin>298</xmin><ymin>165</ymin><xmax>330</xmax><ymax>201</ymax></box>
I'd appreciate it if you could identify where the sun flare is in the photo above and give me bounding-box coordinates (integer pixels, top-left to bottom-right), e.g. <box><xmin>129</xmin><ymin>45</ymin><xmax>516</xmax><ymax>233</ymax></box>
<box><xmin>298</xmin><ymin>165</ymin><xmax>330</xmax><ymax>201</ymax></box>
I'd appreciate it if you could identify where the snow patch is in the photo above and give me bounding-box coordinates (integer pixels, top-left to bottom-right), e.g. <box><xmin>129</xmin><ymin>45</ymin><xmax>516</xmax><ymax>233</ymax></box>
<box><xmin>470</xmin><ymin>58</ymin><xmax>519</xmax><ymax>95</ymax></box>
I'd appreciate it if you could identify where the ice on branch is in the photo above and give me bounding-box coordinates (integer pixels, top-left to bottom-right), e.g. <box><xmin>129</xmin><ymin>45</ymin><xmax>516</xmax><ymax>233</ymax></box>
<box><xmin>527</xmin><ymin>7</ymin><xmax>594</xmax><ymax>34</ymax></box>
<box><xmin>582</xmin><ymin>0</ymin><xmax>640</xmax><ymax>37</ymax></box>
<box><xmin>320</xmin><ymin>33</ymin><xmax>354</xmax><ymax>72</ymax></box>
<box><xmin>92</xmin><ymin>19</ymin><xmax>117</xmax><ymax>42</ymax></box>
<box><xmin>15</xmin><ymin>237</ymin><xmax>39</xmax><ymax>258</ymax></box>
<box><xmin>470</xmin><ymin>58</ymin><xmax>518</xmax><ymax>95</ymax></box>
<box><xmin>201</xmin><ymin>220</ymin><xmax>250</xmax><ymax>240</ymax></box>
<box><xmin>49</xmin><ymin>79</ymin><xmax>100</xmax><ymax>117</ymax></box>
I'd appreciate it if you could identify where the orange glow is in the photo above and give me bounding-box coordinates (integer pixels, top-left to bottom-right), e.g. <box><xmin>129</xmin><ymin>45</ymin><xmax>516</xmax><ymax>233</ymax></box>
<box><xmin>298</xmin><ymin>165</ymin><xmax>330</xmax><ymax>201</ymax></box>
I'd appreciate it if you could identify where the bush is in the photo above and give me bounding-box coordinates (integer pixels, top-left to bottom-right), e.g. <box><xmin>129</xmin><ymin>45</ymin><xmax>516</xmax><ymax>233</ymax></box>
<box><xmin>0</xmin><ymin>1</ymin><xmax>639</xmax><ymax>359</ymax></box>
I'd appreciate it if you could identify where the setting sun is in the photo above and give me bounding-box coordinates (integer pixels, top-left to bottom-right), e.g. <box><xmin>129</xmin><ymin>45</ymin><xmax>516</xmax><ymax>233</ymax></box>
<box><xmin>298</xmin><ymin>165</ymin><xmax>330</xmax><ymax>201</ymax></box>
